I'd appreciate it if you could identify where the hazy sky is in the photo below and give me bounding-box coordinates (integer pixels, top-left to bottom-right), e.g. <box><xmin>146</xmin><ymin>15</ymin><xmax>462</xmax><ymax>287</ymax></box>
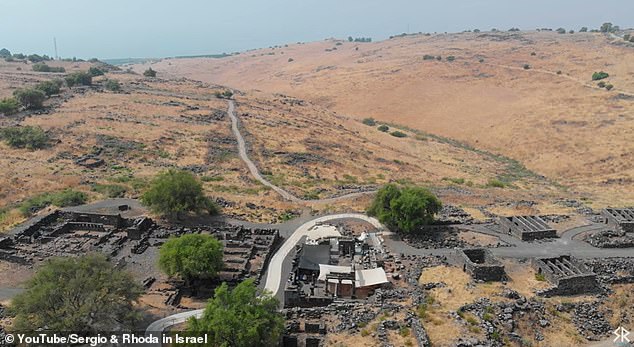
<box><xmin>1</xmin><ymin>0</ymin><xmax>633</xmax><ymax>60</ymax></box>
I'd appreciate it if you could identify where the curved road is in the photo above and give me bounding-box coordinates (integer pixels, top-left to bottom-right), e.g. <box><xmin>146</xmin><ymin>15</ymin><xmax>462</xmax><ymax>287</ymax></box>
<box><xmin>227</xmin><ymin>100</ymin><xmax>377</xmax><ymax>204</ymax></box>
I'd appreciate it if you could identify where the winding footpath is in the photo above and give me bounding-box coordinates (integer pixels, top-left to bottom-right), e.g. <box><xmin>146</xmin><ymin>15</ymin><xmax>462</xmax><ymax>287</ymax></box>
<box><xmin>226</xmin><ymin>100</ymin><xmax>377</xmax><ymax>204</ymax></box>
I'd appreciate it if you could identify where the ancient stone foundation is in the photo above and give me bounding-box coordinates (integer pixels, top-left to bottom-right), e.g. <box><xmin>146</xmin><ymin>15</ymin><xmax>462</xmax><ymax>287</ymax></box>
<box><xmin>499</xmin><ymin>215</ymin><xmax>557</xmax><ymax>241</ymax></box>
<box><xmin>531</xmin><ymin>256</ymin><xmax>599</xmax><ymax>296</ymax></box>
<box><xmin>458</xmin><ymin>248</ymin><xmax>506</xmax><ymax>281</ymax></box>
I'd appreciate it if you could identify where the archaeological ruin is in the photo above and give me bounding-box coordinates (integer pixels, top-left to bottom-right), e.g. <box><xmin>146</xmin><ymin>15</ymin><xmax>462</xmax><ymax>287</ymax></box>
<box><xmin>499</xmin><ymin>215</ymin><xmax>557</xmax><ymax>241</ymax></box>
<box><xmin>458</xmin><ymin>248</ymin><xmax>506</xmax><ymax>281</ymax></box>
<box><xmin>601</xmin><ymin>207</ymin><xmax>634</xmax><ymax>232</ymax></box>
<box><xmin>531</xmin><ymin>256</ymin><xmax>599</xmax><ymax>296</ymax></box>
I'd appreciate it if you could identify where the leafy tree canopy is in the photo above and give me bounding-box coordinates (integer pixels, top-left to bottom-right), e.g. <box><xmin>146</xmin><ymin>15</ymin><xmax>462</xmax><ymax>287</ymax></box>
<box><xmin>159</xmin><ymin>233</ymin><xmax>224</xmax><ymax>283</ymax></box>
<box><xmin>13</xmin><ymin>88</ymin><xmax>46</xmax><ymax>109</ymax></box>
<box><xmin>187</xmin><ymin>279</ymin><xmax>284</xmax><ymax>347</ymax></box>
<box><xmin>141</xmin><ymin>169</ymin><xmax>218</xmax><ymax>219</ymax></box>
<box><xmin>10</xmin><ymin>254</ymin><xmax>142</xmax><ymax>332</ymax></box>
<box><xmin>367</xmin><ymin>184</ymin><xmax>442</xmax><ymax>233</ymax></box>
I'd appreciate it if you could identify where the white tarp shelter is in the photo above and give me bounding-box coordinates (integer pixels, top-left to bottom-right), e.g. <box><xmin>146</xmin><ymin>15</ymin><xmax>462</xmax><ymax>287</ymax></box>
<box><xmin>355</xmin><ymin>268</ymin><xmax>389</xmax><ymax>288</ymax></box>
<box><xmin>318</xmin><ymin>264</ymin><xmax>353</xmax><ymax>281</ymax></box>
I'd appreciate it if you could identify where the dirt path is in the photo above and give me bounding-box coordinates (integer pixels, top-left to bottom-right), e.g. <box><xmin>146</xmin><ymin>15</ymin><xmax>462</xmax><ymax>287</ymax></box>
<box><xmin>226</xmin><ymin>99</ymin><xmax>376</xmax><ymax>205</ymax></box>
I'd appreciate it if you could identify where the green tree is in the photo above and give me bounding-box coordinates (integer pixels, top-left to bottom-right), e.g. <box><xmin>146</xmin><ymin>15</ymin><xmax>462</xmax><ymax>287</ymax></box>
<box><xmin>159</xmin><ymin>234</ymin><xmax>224</xmax><ymax>284</ymax></box>
<box><xmin>143</xmin><ymin>67</ymin><xmax>157</xmax><ymax>77</ymax></box>
<box><xmin>592</xmin><ymin>71</ymin><xmax>609</xmax><ymax>81</ymax></box>
<box><xmin>13</xmin><ymin>88</ymin><xmax>46</xmax><ymax>109</ymax></box>
<box><xmin>0</xmin><ymin>97</ymin><xmax>20</xmax><ymax>115</ymax></box>
<box><xmin>367</xmin><ymin>184</ymin><xmax>442</xmax><ymax>233</ymax></box>
<box><xmin>187</xmin><ymin>279</ymin><xmax>284</xmax><ymax>347</ymax></box>
<box><xmin>579</xmin><ymin>27</ymin><xmax>588</xmax><ymax>33</ymax></box>
<box><xmin>10</xmin><ymin>254</ymin><xmax>141</xmax><ymax>332</ymax></box>
<box><xmin>600</xmin><ymin>22</ymin><xmax>613</xmax><ymax>33</ymax></box>
<box><xmin>0</xmin><ymin>48</ymin><xmax>11</xmax><ymax>57</ymax></box>
<box><xmin>141</xmin><ymin>169</ymin><xmax>218</xmax><ymax>219</ymax></box>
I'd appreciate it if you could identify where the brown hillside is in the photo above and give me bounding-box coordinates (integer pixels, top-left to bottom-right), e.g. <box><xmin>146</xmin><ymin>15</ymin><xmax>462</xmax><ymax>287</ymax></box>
<box><xmin>141</xmin><ymin>31</ymin><xmax>634</xmax><ymax>206</ymax></box>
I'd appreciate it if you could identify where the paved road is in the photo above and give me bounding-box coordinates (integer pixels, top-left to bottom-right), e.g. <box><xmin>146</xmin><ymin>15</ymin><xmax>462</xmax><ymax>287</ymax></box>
<box><xmin>226</xmin><ymin>100</ymin><xmax>377</xmax><ymax>204</ymax></box>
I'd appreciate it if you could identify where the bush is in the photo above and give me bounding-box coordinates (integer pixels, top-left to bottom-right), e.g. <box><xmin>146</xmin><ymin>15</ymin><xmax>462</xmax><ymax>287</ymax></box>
<box><xmin>27</xmin><ymin>54</ymin><xmax>49</xmax><ymax>63</ymax></box>
<box><xmin>35</xmin><ymin>79</ymin><xmax>63</xmax><ymax>96</ymax></box>
<box><xmin>535</xmin><ymin>272</ymin><xmax>546</xmax><ymax>281</ymax></box>
<box><xmin>88</xmin><ymin>66</ymin><xmax>104</xmax><ymax>77</ymax></box>
<box><xmin>605</xmin><ymin>84</ymin><xmax>614</xmax><ymax>91</ymax></box>
<box><xmin>523</xmin><ymin>64</ymin><xmax>531</xmax><ymax>70</ymax></box>
<box><xmin>624</xmin><ymin>34</ymin><xmax>631</xmax><ymax>41</ymax></box>
<box><xmin>598</xmin><ymin>81</ymin><xmax>606</xmax><ymax>88</ymax></box>
<box><xmin>0</xmin><ymin>97</ymin><xmax>20</xmax><ymax>115</ymax></box>
<box><xmin>367</xmin><ymin>184</ymin><xmax>442</xmax><ymax>234</ymax></box>
<box><xmin>378</xmin><ymin>125</ymin><xmax>389</xmax><ymax>132</ymax></box>
<box><xmin>446</xmin><ymin>56</ymin><xmax>455</xmax><ymax>62</ymax></box>
<box><xmin>556</xmin><ymin>28</ymin><xmax>566</xmax><ymax>34</ymax></box>
<box><xmin>423</xmin><ymin>54</ymin><xmax>435</xmax><ymax>60</ymax></box>
<box><xmin>362</xmin><ymin>118</ymin><xmax>376</xmax><ymax>126</ymax></box>
<box><xmin>65</xmin><ymin>71</ymin><xmax>93</xmax><ymax>87</ymax></box>
<box><xmin>0</xmin><ymin>48</ymin><xmax>11</xmax><ymax>57</ymax></box>
<box><xmin>486</xmin><ymin>178</ymin><xmax>506</xmax><ymax>188</ymax></box>
<box><xmin>13</xmin><ymin>88</ymin><xmax>46</xmax><ymax>109</ymax></box>
<box><xmin>390</xmin><ymin>131</ymin><xmax>407</xmax><ymax>138</ymax></box>
<box><xmin>104</xmin><ymin>79</ymin><xmax>122</xmax><ymax>92</ymax></box>
<box><xmin>287</xmin><ymin>58</ymin><xmax>294</xmax><ymax>62</ymax></box>
<box><xmin>214</xmin><ymin>90</ymin><xmax>233</xmax><ymax>99</ymax></box>
<box><xmin>143</xmin><ymin>67</ymin><xmax>157</xmax><ymax>77</ymax></box>
<box><xmin>0</xmin><ymin>126</ymin><xmax>49</xmax><ymax>150</ymax></box>
<box><xmin>32</xmin><ymin>63</ymin><xmax>65</xmax><ymax>73</ymax></box>
<box><xmin>580</xmin><ymin>27</ymin><xmax>588</xmax><ymax>33</ymax></box>
<box><xmin>18</xmin><ymin>189</ymin><xmax>87</xmax><ymax>216</ymax></box>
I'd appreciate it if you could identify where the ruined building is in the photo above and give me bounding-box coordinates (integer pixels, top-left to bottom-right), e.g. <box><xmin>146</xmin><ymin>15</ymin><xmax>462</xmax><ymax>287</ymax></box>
<box><xmin>602</xmin><ymin>208</ymin><xmax>634</xmax><ymax>232</ymax></box>
<box><xmin>531</xmin><ymin>256</ymin><xmax>599</xmax><ymax>296</ymax></box>
<box><xmin>499</xmin><ymin>215</ymin><xmax>557</xmax><ymax>241</ymax></box>
<box><xmin>458</xmin><ymin>248</ymin><xmax>506</xmax><ymax>281</ymax></box>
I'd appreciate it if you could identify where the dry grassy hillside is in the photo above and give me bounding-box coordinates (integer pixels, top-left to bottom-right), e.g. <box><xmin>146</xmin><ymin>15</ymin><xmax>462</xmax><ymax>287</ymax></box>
<box><xmin>0</xmin><ymin>58</ymin><xmax>577</xmax><ymax>230</ymax></box>
<box><xmin>143</xmin><ymin>31</ymin><xmax>634</xmax><ymax>206</ymax></box>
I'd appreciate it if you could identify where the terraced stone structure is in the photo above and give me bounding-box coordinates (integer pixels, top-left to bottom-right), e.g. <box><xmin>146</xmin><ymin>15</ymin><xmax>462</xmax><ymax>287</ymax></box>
<box><xmin>531</xmin><ymin>256</ymin><xmax>599</xmax><ymax>296</ymax></box>
<box><xmin>499</xmin><ymin>215</ymin><xmax>557</xmax><ymax>241</ymax></box>
<box><xmin>458</xmin><ymin>248</ymin><xmax>506</xmax><ymax>281</ymax></box>
<box><xmin>602</xmin><ymin>208</ymin><xmax>634</xmax><ymax>232</ymax></box>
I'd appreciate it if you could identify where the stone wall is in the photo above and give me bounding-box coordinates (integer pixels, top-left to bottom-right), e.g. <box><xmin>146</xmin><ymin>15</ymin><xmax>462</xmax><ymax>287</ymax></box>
<box><xmin>458</xmin><ymin>248</ymin><xmax>506</xmax><ymax>282</ymax></box>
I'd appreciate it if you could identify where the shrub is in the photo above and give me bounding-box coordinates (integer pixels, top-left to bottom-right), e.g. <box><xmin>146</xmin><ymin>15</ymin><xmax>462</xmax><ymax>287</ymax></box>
<box><xmin>557</xmin><ymin>70</ymin><xmax>562</xmax><ymax>75</ymax></box>
<box><xmin>479</xmin><ymin>58</ymin><xmax>485</xmax><ymax>63</ymax></box>
<box><xmin>523</xmin><ymin>64</ymin><xmax>531</xmax><ymax>70</ymax></box>
<box><xmin>624</xmin><ymin>34</ymin><xmax>631</xmax><ymax>41</ymax></box>
<box><xmin>378</xmin><ymin>124</ymin><xmax>389</xmax><ymax>132</ymax></box>
<box><xmin>569</xmin><ymin>30</ymin><xmax>575</xmax><ymax>34</ymax></box>
<box><xmin>104</xmin><ymin>79</ymin><xmax>122</xmax><ymax>92</ymax></box>
<box><xmin>486</xmin><ymin>178</ymin><xmax>506</xmax><ymax>188</ymax></box>
<box><xmin>35</xmin><ymin>79</ymin><xmax>63</xmax><ymax>96</ymax></box>
<box><xmin>605</xmin><ymin>84</ymin><xmax>614</xmax><ymax>91</ymax></box>
<box><xmin>535</xmin><ymin>272</ymin><xmax>546</xmax><ymax>281</ymax></box>
<box><xmin>32</xmin><ymin>63</ymin><xmax>65</xmax><ymax>73</ymax></box>
<box><xmin>580</xmin><ymin>27</ymin><xmax>588</xmax><ymax>33</ymax></box>
<box><xmin>214</xmin><ymin>90</ymin><xmax>233</xmax><ymax>99</ymax></box>
<box><xmin>446</xmin><ymin>56</ymin><xmax>455</xmax><ymax>62</ymax></box>
<box><xmin>0</xmin><ymin>126</ymin><xmax>49</xmax><ymax>150</ymax></box>
<box><xmin>592</xmin><ymin>72</ymin><xmax>609</xmax><ymax>80</ymax></box>
<box><xmin>88</xmin><ymin>66</ymin><xmax>104</xmax><ymax>77</ymax></box>
<box><xmin>0</xmin><ymin>48</ymin><xmax>11</xmax><ymax>57</ymax></box>
<box><xmin>390</xmin><ymin>131</ymin><xmax>407</xmax><ymax>138</ymax></box>
<box><xmin>65</xmin><ymin>71</ymin><xmax>93</xmax><ymax>87</ymax></box>
<box><xmin>18</xmin><ymin>189</ymin><xmax>87</xmax><ymax>216</ymax></box>
<box><xmin>27</xmin><ymin>54</ymin><xmax>48</xmax><ymax>63</ymax></box>
<box><xmin>159</xmin><ymin>234</ymin><xmax>224</xmax><ymax>282</ymax></box>
<box><xmin>287</xmin><ymin>58</ymin><xmax>294</xmax><ymax>62</ymax></box>
<box><xmin>423</xmin><ymin>54</ymin><xmax>435</xmax><ymax>60</ymax></box>
<box><xmin>436</xmin><ymin>56</ymin><xmax>442</xmax><ymax>61</ymax></box>
<box><xmin>531</xmin><ymin>52</ymin><xmax>537</xmax><ymax>56</ymax></box>
<box><xmin>0</xmin><ymin>97</ymin><xmax>20</xmax><ymax>115</ymax></box>
<box><xmin>600</xmin><ymin>23</ymin><xmax>614</xmax><ymax>33</ymax></box>
<box><xmin>362</xmin><ymin>118</ymin><xmax>376</xmax><ymax>126</ymax></box>
<box><xmin>13</xmin><ymin>88</ymin><xmax>46</xmax><ymax>109</ymax></box>
<box><xmin>597</xmin><ymin>81</ymin><xmax>606</xmax><ymax>88</ymax></box>
<box><xmin>143</xmin><ymin>67</ymin><xmax>157</xmax><ymax>77</ymax></box>
<box><xmin>556</xmin><ymin>28</ymin><xmax>566</xmax><ymax>34</ymax></box>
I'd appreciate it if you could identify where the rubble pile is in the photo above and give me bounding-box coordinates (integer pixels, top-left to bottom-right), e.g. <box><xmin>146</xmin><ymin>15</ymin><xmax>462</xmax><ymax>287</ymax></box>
<box><xmin>572</xmin><ymin>303</ymin><xmax>612</xmax><ymax>341</ymax></box>
<box><xmin>587</xmin><ymin>258</ymin><xmax>634</xmax><ymax>284</ymax></box>
<box><xmin>438</xmin><ymin>205</ymin><xmax>475</xmax><ymax>224</ymax></box>
<box><xmin>402</xmin><ymin>228</ymin><xmax>467</xmax><ymax>249</ymax></box>
<box><xmin>586</xmin><ymin>230</ymin><xmax>634</xmax><ymax>248</ymax></box>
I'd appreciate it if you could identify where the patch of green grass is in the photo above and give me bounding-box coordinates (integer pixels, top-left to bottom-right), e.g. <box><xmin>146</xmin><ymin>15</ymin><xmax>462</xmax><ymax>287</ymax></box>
<box><xmin>362</xmin><ymin>118</ymin><xmax>376</xmax><ymax>126</ymax></box>
<box><xmin>485</xmin><ymin>178</ymin><xmax>506</xmax><ymax>188</ymax></box>
<box><xmin>201</xmin><ymin>175</ymin><xmax>224</xmax><ymax>182</ymax></box>
<box><xmin>303</xmin><ymin>190</ymin><xmax>320</xmax><ymax>200</ymax></box>
<box><xmin>19</xmin><ymin>190</ymin><xmax>88</xmax><ymax>216</ymax></box>
<box><xmin>399</xmin><ymin>327</ymin><xmax>410</xmax><ymax>337</ymax></box>
<box><xmin>535</xmin><ymin>272</ymin><xmax>546</xmax><ymax>282</ymax></box>
<box><xmin>443</xmin><ymin>177</ymin><xmax>465</xmax><ymax>185</ymax></box>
